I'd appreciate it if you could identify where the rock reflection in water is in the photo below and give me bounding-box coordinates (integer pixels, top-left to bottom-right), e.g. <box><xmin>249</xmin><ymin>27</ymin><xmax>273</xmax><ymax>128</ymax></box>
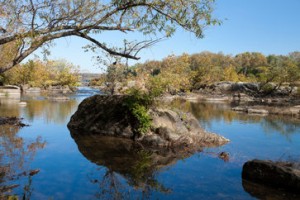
<box><xmin>242</xmin><ymin>179</ymin><xmax>300</xmax><ymax>200</ymax></box>
<box><xmin>0</xmin><ymin>98</ymin><xmax>20</xmax><ymax>117</ymax></box>
<box><xmin>70</xmin><ymin>131</ymin><xmax>205</xmax><ymax>199</ymax></box>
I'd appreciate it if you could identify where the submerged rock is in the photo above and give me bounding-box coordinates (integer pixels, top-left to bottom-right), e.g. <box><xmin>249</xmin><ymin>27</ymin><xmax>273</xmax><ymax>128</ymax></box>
<box><xmin>242</xmin><ymin>159</ymin><xmax>300</xmax><ymax>194</ymax></box>
<box><xmin>67</xmin><ymin>95</ymin><xmax>229</xmax><ymax>149</ymax></box>
<box><xmin>0</xmin><ymin>117</ymin><xmax>28</xmax><ymax>127</ymax></box>
<box><xmin>47</xmin><ymin>95</ymin><xmax>70</xmax><ymax>101</ymax></box>
<box><xmin>218</xmin><ymin>151</ymin><xmax>230</xmax><ymax>162</ymax></box>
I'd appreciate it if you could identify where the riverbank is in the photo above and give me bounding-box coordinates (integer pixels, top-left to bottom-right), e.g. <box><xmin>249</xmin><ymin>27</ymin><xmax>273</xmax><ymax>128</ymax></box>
<box><xmin>161</xmin><ymin>91</ymin><xmax>300</xmax><ymax>117</ymax></box>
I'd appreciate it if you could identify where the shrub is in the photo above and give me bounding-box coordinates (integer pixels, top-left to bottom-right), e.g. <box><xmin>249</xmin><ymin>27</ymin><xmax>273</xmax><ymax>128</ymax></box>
<box><xmin>260</xmin><ymin>83</ymin><xmax>275</xmax><ymax>94</ymax></box>
<box><xmin>146</xmin><ymin>76</ymin><xmax>167</xmax><ymax>97</ymax></box>
<box><xmin>130</xmin><ymin>103</ymin><xmax>152</xmax><ymax>134</ymax></box>
<box><xmin>125</xmin><ymin>88</ymin><xmax>154</xmax><ymax>135</ymax></box>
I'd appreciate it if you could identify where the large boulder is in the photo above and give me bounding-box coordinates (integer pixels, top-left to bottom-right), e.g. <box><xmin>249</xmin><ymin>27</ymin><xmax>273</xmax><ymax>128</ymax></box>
<box><xmin>242</xmin><ymin>159</ymin><xmax>300</xmax><ymax>194</ymax></box>
<box><xmin>67</xmin><ymin>95</ymin><xmax>229</xmax><ymax>149</ymax></box>
<box><xmin>210</xmin><ymin>82</ymin><xmax>259</xmax><ymax>94</ymax></box>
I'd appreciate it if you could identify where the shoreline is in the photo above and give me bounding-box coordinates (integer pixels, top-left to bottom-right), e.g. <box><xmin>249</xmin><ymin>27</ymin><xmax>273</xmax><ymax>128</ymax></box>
<box><xmin>161</xmin><ymin>92</ymin><xmax>300</xmax><ymax>118</ymax></box>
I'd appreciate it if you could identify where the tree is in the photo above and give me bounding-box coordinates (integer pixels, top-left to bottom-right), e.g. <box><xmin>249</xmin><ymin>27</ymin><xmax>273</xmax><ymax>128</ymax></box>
<box><xmin>289</xmin><ymin>51</ymin><xmax>300</xmax><ymax>66</ymax></box>
<box><xmin>234</xmin><ymin>52</ymin><xmax>267</xmax><ymax>78</ymax></box>
<box><xmin>190</xmin><ymin>52</ymin><xmax>236</xmax><ymax>86</ymax></box>
<box><xmin>0</xmin><ymin>0</ymin><xmax>220</xmax><ymax>73</ymax></box>
<box><xmin>105</xmin><ymin>62</ymin><xmax>127</xmax><ymax>94</ymax></box>
<box><xmin>258</xmin><ymin>55</ymin><xmax>300</xmax><ymax>94</ymax></box>
<box><xmin>160</xmin><ymin>53</ymin><xmax>193</xmax><ymax>93</ymax></box>
<box><xmin>3</xmin><ymin>59</ymin><xmax>80</xmax><ymax>87</ymax></box>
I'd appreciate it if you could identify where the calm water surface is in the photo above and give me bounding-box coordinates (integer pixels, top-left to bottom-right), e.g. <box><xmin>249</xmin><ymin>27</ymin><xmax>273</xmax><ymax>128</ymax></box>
<box><xmin>1</xmin><ymin>88</ymin><xmax>300</xmax><ymax>199</ymax></box>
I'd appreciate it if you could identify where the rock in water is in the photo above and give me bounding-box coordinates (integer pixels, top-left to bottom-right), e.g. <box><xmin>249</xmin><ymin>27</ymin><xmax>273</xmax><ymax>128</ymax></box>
<box><xmin>242</xmin><ymin>159</ymin><xmax>300</xmax><ymax>194</ymax></box>
<box><xmin>67</xmin><ymin>95</ymin><xmax>229</xmax><ymax>149</ymax></box>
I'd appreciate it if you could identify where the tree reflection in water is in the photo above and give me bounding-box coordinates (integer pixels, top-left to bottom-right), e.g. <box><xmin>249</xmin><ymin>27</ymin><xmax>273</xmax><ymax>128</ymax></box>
<box><xmin>0</xmin><ymin>96</ymin><xmax>79</xmax><ymax>124</ymax></box>
<box><xmin>168</xmin><ymin>99</ymin><xmax>300</xmax><ymax>137</ymax></box>
<box><xmin>70</xmin><ymin>133</ymin><xmax>201</xmax><ymax>199</ymax></box>
<box><xmin>23</xmin><ymin>99</ymin><xmax>78</xmax><ymax>124</ymax></box>
<box><xmin>0</xmin><ymin>123</ymin><xmax>46</xmax><ymax>199</ymax></box>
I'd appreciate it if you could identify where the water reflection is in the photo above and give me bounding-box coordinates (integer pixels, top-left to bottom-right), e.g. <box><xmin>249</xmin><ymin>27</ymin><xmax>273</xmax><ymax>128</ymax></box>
<box><xmin>0</xmin><ymin>96</ymin><xmax>79</xmax><ymax>124</ymax></box>
<box><xmin>0</xmin><ymin>98</ymin><xmax>21</xmax><ymax>117</ymax></box>
<box><xmin>169</xmin><ymin>99</ymin><xmax>300</xmax><ymax>137</ymax></box>
<box><xmin>1</xmin><ymin>90</ymin><xmax>299</xmax><ymax>199</ymax></box>
<box><xmin>0</xmin><ymin>124</ymin><xmax>46</xmax><ymax>198</ymax></box>
<box><xmin>70</xmin><ymin>132</ymin><xmax>204</xmax><ymax>199</ymax></box>
<box><xmin>23</xmin><ymin>99</ymin><xmax>78</xmax><ymax>124</ymax></box>
<box><xmin>242</xmin><ymin>179</ymin><xmax>300</xmax><ymax>200</ymax></box>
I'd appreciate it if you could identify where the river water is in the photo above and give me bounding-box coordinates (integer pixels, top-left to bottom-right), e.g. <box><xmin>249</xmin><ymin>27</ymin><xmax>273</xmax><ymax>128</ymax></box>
<box><xmin>0</xmin><ymin>88</ymin><xmax>300</xmax><ymax>199</ymax></box>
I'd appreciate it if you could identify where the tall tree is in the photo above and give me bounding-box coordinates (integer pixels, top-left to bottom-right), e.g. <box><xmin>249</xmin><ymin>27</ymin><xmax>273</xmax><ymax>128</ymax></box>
<box><xmin>0</xmin><ymin>0</ymin><xmax>219</xmax><ymax>73</ymax></box>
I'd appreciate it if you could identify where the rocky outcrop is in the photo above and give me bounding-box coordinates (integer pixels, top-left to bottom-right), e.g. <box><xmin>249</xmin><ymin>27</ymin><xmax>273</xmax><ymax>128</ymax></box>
<box><xmin>45</xmin><ymin>85</ymin><xmax>75</xmax><ymax>94</ymax></box>
<box><xmin>232</xmin><ymin>105</ymin><xmax>300</xmax><ymax>116</ymax></box>
<box><xmin>242</xmin><ymin>159</ymin><xmax>300</xmax><ymax>194</ymax></box>
<box><xmin>197</xmin><ymin>81</ymin><xmax>299</xmax><ymax>100</ymax></box>
<box><xmin>207</xmin><ymin>82</ymin><xmax>259</xmax><ymax>94</ymax></box>
<box><xmin>67</xmin><ymin>95</ymin><xmax>229</xmax><ymax>149</ymax></box>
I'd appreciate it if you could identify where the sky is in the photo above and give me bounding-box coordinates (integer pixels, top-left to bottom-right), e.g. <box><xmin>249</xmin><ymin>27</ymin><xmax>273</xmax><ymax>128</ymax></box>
<box><xmin>27</xmin><ymin>0</ymin><xmax>300</xmax><ymax>73</ymax></box>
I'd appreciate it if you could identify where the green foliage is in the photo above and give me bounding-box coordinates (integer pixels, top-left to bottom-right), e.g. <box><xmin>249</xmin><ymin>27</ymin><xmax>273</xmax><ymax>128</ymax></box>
<box><xmin>125</xmin><ymin>88</ymin><xmax>156</xmax><ymax>135</ymax></box>
<box><xmin>260</xmin><ymin>83</ymin><xmax>275</xmax><ymax>94</ymax></box>
<box><xmin>125</xmin><ymin>88</ymin><xmax>154</xmax><ymax>108</ymax></box>
<box><xmin>131</xmin><ymin>103</ymin><xmax>152</xmax><ymax>134</ymax></box>
<box><xmin>146</xmin><ymin>76</ymin><xmax>168</xmax><ymax>98</ymax></box>
<box><xmin>0</xmin><ymin>0</ymin><xmax>219</xmax><ymax>72</ymax></box>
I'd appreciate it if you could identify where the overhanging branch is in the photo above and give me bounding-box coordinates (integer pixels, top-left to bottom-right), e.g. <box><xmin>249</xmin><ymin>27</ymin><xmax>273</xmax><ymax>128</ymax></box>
<box><xmin>74</xmin><ymin>31</ymin><xmax>140</xmax><ymax>60</ymax></box>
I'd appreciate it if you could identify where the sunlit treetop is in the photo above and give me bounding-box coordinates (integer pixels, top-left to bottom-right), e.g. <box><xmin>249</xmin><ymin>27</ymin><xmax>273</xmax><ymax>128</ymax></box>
<box><xmin>0</xmin><ymin>0</ymin><xmax>220</xmax><ymax>73</ymax></box>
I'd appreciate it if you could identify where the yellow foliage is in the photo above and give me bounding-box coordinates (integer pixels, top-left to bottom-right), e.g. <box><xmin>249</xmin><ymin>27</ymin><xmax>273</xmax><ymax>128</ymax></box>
<box><xmin>3</xmin><ymin>59</ymin><xmax>80</xmax><ymax>87</ymax></box>
<box><xmin>223</xmin><ymin>65</ymin><xmax>239</xmax><ymax>82</ymax></box>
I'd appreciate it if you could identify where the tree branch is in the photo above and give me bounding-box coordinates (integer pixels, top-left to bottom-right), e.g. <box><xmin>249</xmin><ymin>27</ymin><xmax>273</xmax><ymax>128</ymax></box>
<box><xmin>74</xmin><ymin>31</ymin><xmax>140</xmax><ymax>60</ymax></box>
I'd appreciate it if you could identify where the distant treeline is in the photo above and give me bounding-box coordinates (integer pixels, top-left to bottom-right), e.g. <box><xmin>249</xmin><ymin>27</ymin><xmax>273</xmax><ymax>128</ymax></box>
<box><xmin>91</xmin><ymin>51</ymin><xmax>300</xmax><ymax>95</ymax></box>
<box><xmin>0</xmin><ymin>59</ymin><xmax>80</xmax><ymax>87</ymax></box>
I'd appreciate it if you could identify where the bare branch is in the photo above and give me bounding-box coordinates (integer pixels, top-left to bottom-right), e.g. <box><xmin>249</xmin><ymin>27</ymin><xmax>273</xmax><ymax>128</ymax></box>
<box><xmin>74</xmin><ymin>31</ymin><xmax>140</xmax><ymax>60</ymax></box>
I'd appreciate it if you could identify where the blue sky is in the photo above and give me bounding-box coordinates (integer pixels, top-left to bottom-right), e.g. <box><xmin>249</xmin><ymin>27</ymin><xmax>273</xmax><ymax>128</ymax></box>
<box><xmin>28</xmin><ymin>0</ymin><xmax>300</xmax><ymax>73</ymax></box>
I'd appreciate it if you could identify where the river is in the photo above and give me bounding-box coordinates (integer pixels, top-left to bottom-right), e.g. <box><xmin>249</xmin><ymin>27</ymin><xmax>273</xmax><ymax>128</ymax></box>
<box><xmin>1</xmin><ymin>87</ymin><xmax>300</xmax><ymax>199</ymax></box>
